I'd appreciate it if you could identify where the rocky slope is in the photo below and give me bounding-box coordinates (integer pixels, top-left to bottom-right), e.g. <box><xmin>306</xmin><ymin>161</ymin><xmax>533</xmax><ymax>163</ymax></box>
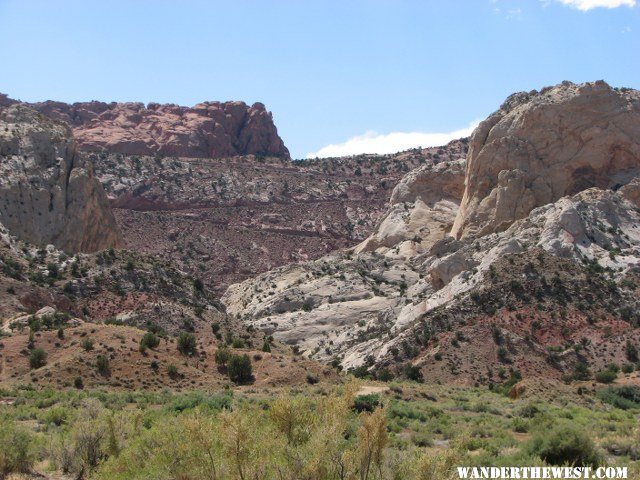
<box><xmin>0</xmin><ymin>104</ymin><xmax>122</xmax><ymax>253</ymax></box>
<box><xmin>223</xmin><ymin>81</ymin><xmax>640</xmax><ymax>384</ymax></box>
<box><xmin>92</xmin><ymin>142</ymin><xmax>468</xmax><ymax>294</ymax></box>
<box><xmin>0</xmin><ymin>216</ymin><xmax>336</xmax><ymax>391</ymax></box>
<box><xmin>2</xmin><ymin>94</ymin><xmax>290</xmax><ymax>158</ymax></box>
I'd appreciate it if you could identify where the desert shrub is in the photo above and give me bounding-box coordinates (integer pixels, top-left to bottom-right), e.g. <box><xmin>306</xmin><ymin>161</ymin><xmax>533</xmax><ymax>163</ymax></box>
<box><xmin>511</xmin><ymin>417</ymin><xmax>529</xmax><ymax>433</ymax></box>
<box><xmin>403</xmin><ymin>364</ymin><xmax>424</xmax><ymax>383</ymax></box>
<box><xmin>261</xmin><ymin>340</ymin><xmax>271</xmax><ymax>352</ymax></box>
<box><xmin>177</xmin><ymin>332</ymin><xmax>196</xmax><ymax>356</ymax></box>
<box><xmin>306</xmin><ymin>373</ymin><xmax>319</xmax><ymax>385</ymax></box>
<box><xmin>269</xmin><ymin>393</ymin><xmax>315</xmax><ymax>445</ymax></box>
<box><xmin>597</xmin><ymin>386</ymin><xmax>640</xmax><ymax>410</ymax></box>
<box><xmin>140</xmin><ymin>332</ymin><xmax>160</xmax><ymax>350</ymax></box>
<box><xmin>350</xmin><ymin>365</ymin><xmax>371</xmax><ymax>379</ymax></box>
<box><xmin>353</xmin><ymin>394</ymin><xmax>380</xmax><ymax>413</ymax></box>
<box><xmin>622</xmin><ymin>363</ymin><xmax>634</xmax><ymax>374</ymax></box>
<box><xmin>163</xmin><ymin>392</ymin><xmax>232</xmax><ymax>413</ymax></box>
<box><xmin>74</xmin><ymin>377</ymin><xmax>84</xmax><ymax>389</ymax></box>
<box><xmin>572</xmin><ymin>361</ymin><xmax>591</xmax><ymax>380</ymax></box>
<box><xmin>214</xmin><ymin>346</ymin><xmax>231</xmax><ymax>367</ymax></box>
<box><xmin>517</xmin><ymin>403</ymin><xmax>540</xmax><ymax>418</ymax></box>
<box><xmin>376</xmin><ymin>368</ymin><xmax>394</xmax><ymax>382</ymax></box>
<box><xmin>497</xmin><ymin>347</ymin><xmax>511</xmax><ymax>363</ymax></box>
<box><xmin>491</xmin><ymin>324</ymin><xmax>504</xmax><ymax>345</ymax></box>
<box><xmin>0</xmin><ymin>418</ymin><xmax>34</xmax><ymax>478</ymax></box>
<box><xmin>594</xmin><ymin>369</ymin><xmax>617</xmax><ymax>384</ymax></box>
<box><xmin>167</xmin><ymin>364</ymin><xmax>179</xmax><ymax>379</ymax></box>
<box><xmin>93</xmin><ymin>385</ymin><xmax>465</xmax><ymax>480</ymax></box>
<box><xmin>231</xmin><ymin>338</ymin><xmax>245</xmax><ymax>348</ymax></box>
<box><xmin>228</xmin><ymin>354</ymin><xmax>253</xmax><ymax>384</ymax></box>
<box><xmin>625</xmin><ymin>340</ymin><xmax>638</xmax><ymax>362</ymax></box>
<box><xmin>44</xmin><ymin>406</ymin><xmax>69</xmax><ymax>426</ymax></box>
<box><xmin>29</xmin><ymin>347</ymin><xmax>47</xmax><ymax>369</ymax></box>
<box><xmin>96</xmin><ymin>355</ymin><xmax>110</xmax><ymax>376</ymax></box>
<box><xmin>192</xmin><ymin>278</ymin><xmax>204</xmax><ymax>292</ymax></box>
<box><xmin>81</xmin><ymin>338</ymin><xmax>94</xmax><ymax>351</ymax></box>
<box><xmin>527</xmin><ymin>422</ymin><xmax>601</xmax><ymax>467</ymax></box>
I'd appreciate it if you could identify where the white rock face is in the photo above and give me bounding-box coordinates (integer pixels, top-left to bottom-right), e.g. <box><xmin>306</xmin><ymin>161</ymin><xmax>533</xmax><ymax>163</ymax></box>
<box><xmin>0</xmin><ymin>105</ymin><xmax>122</xmax><ymax>252</ymax></box>
<box><xmin>355</xmin><ymin>159</ymin><xmax>465</xmax><ymax>253</ymax></box>
<box><xmin>451</xmin><ymin>81</ymin><xmax>640</xmax><ymax>239</ymax></box>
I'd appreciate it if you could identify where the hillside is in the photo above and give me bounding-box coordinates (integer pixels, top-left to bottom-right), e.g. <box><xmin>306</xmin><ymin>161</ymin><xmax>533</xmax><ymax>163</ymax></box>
<box><xmin>223</xmin><ymin>81</ymin><xmax>640</xmax><ymax>385</ymax></box>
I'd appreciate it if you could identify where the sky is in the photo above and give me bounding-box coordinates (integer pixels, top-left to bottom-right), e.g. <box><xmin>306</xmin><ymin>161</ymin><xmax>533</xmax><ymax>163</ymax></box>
<box><xmin>0</xmin><ymin>0</ymin><xmax>638</xmax><ymax>159</ymax></box>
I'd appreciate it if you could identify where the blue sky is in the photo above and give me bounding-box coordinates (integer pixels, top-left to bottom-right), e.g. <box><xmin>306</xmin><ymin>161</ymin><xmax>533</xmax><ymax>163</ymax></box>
<box><xmin>0</xmin><ymin>0</ymin><xmax>638</xmax><ymax>158</ymax></box>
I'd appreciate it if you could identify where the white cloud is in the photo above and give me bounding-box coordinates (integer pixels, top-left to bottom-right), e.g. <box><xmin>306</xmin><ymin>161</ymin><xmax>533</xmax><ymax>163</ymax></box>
<box><xmin>552</xmin><ymin>0</ymin><xmax>635</xmax><ymax>10</ymax></box>
<box><xmin>306</xmin><ymin>121</ymin><xmax>479</xmax><ymax>159</ymax></box>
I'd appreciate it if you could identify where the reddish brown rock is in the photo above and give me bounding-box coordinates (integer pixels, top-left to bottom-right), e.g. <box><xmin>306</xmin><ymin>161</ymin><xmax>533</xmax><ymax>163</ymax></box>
<box><xmin>25</xmin><ymin>98</ymin><xmax>289</xmax><ymax>158</ymax></box>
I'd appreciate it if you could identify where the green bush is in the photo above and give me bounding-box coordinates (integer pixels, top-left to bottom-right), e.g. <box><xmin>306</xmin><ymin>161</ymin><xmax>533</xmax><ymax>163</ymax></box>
<box><xmin>572</xmin><ymin>361</ymin><xmax>591</xmax><ymax>380</ymax></box>
<box><xmin>227</xmin><ymin>354</ymin><xmax>253</xmax><ymax>384</ymax></box>
<box><xmin>163</xmin><ymin>392</ymin><xmax>232</xmax><ymax>413</ymax></box>
<box><xmin>0</xmin><ymin>418</ymin><xmax>34</xmax><ymax>478</ymax></box>
<box><xmin>403</xmin><ymin>364</ymin><xmax>423</xmax><ymax>383</ymax></box>
<box><xmin>352</xmin><ymin>394</ymin><xmax>380</xmax><ymax>413</ymax></box>
<box><xmin>29</xmin><ymin>348</ymin><xmax>47</xmax><ymax>369</ymax></box>
<box><xmin>140</xmin><ymin>332</ymin><xmax>160</xmax><ymax>350</ymax></box>
<box><xmin>167</xmin><ymin>364</ymin><xmax>179</xmax><ymax>379</ymax></box>
<box><xmin>594</xmin><ymin>369</ymin><xmax>617</xmax><ymax>384</ymax></box>
<box><xmin>81</xmin><ymin>338</ymin><xmax>94</xmax><ymax>351</ymax></box>
<box><xmin>527</xmin><ymin>422</ymin><xmax>601</xmax><ymax>467</ymax></box>
<box><xmin>44</xmin><ymin>406</ymin><xmax>69</xmax><ymax>426</ymax></box>
<box><xmin>625</xmin><ymin>340</ymin><xmax>638</xmax><ymax>362</ymax></box>
<box><xmin>214</xmin><ymin>346</ymin><xmax>231</xmax><ymax>367</ymax></box>
<box><xmin>177</xmin><ymin>332</ymin><xmax>197</xmax><ymax>356</ymax></box>
<box><xmin>96</xmin><ymin>355</ymin><xmax>110</xmax><ymax>376</ymax></box>
<box><xmin>596</xmin><ymin>386</ymin><xmax>640</xmax><ymax>410</ymax></box>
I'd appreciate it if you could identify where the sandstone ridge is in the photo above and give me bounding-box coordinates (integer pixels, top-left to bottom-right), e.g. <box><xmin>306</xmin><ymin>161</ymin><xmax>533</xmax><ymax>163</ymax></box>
<box><xmin>3</xmin><ymin>95</ymin><xmax>289</xmax><ymax>159</ymax></box>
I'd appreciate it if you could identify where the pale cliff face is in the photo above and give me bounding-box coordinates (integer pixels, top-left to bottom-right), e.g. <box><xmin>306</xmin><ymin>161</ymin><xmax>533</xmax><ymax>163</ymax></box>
<box><xmin>450</xmin><ymin>80</ymin><xmax>640</xmax><ymax>239</ymax></box>
<box><xmin>0</xmin><ymin>105</ymin><xmax>122</xmax><ymax>253</ymax></box>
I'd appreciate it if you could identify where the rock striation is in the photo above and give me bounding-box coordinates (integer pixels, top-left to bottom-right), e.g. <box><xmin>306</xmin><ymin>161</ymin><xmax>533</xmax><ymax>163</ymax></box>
<box><xmin>0</xmin><ymin>104</ymin><xmax>122</xmax><ymax>252</ymax></box>
<box><xmin>28</xmin><ymin>98</ymin><xmax>289</xmax><ymax>158</ymax></box>
<box><xmin>451</xmin><ymin>80</ymin><xmax>640</xmax><ymax>239</ymax></box>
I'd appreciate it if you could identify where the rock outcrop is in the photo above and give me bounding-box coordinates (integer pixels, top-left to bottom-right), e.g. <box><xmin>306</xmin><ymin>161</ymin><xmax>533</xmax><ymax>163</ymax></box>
<box><xmin>355</xmin><ymin>156</ymin><xmax>466</xmax><ymax>254</ymax></box>
<box><xmin>28</xmin><ymin>98</ymin><xmax>289</xmax><ymax>158</ymax></box>
<box><xmin>224</xmin><ymin>81</ymin><xmax>640</xmax><ymax>381</ymax></box>
<box><xmin>451</xmin><ymin>80</ymin><xmax>640</xmax><ymax>239</ymax></box>
<box><xmin>0</xmin><ymin>105</ymin><xmax>122</xmax><ymax>252</ymax></box>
